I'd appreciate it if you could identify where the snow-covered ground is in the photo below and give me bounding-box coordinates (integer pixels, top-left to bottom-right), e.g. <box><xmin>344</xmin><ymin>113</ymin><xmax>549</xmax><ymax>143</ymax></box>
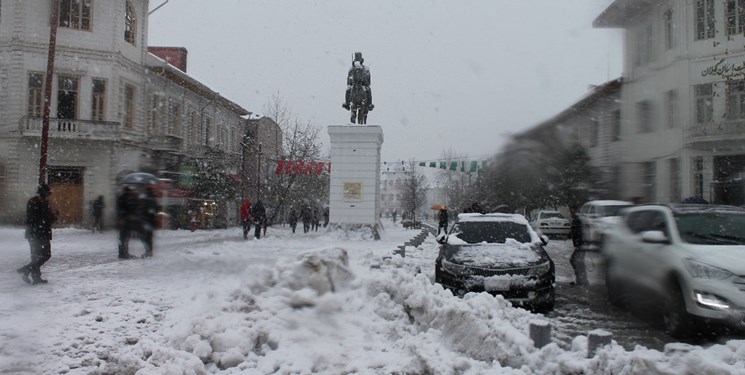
<box><xmin>1</xmin><ymin>223</ymin><xmax>744</xmax><ymax>374</ymax></box>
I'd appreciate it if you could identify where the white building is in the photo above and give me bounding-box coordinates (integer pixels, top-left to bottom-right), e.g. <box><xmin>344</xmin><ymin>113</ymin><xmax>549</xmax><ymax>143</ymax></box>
<box><xmin>0</xmin><ymin>1</ymin><xmax>253</xmax><ymax>225</ymax></box>
<box><xmin>595</xmin><ymin>0</ymin><xmax>745</xmax><ymax>205</ymax></box>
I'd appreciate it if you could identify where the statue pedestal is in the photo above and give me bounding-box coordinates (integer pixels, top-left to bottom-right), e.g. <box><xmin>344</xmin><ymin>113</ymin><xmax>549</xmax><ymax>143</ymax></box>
<box><xmin>327</xmin><ymin>125</ymin><xmax>383</xmax><ymax>239</ymax></box>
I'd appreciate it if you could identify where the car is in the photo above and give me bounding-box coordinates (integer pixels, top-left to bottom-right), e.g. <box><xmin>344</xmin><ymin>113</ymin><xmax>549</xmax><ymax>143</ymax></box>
<box><xmin>578</xmin><ymin>200</ymin><xmax>633</xmax><ymax>245</ymax></box>
<box><xmin>529</xmin><ymin>210</ymin><xmax>571</xmax><ymax>238</ymax></box>
<box><xmin>435</xmin><ymin>212</ymin><xmax>555</xmax><ymax>312</ymax></box>
<box><xmin>602</xmin><ymin>204</ymin><xmax>745</xmax><ymax>338</ymax></box>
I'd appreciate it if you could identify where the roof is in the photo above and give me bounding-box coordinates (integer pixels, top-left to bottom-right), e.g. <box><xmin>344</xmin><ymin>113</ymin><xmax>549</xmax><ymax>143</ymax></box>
<box><xmin>593</xmin><ymin>0</ymin><xmax>658</xmax><ymax>28</ymax></box>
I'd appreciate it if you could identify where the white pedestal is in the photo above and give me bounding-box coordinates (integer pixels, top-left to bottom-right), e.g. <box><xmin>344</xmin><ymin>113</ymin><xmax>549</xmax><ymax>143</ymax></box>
<box><xmin>328</xmin><ymin>125</ymin><xmax>383</xmax><ymax>236</ymax></box>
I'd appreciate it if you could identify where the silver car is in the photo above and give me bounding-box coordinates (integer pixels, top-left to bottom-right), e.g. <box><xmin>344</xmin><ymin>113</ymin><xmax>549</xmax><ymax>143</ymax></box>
<box><xmin>602</xmin><ymin>204</ymin><xmax>745</xmax><ymax>338</ymax></box>
<box><xmin>579</xmin><ymin>200</ymin><xmax>632</xmax><ymax>245</ymax></box>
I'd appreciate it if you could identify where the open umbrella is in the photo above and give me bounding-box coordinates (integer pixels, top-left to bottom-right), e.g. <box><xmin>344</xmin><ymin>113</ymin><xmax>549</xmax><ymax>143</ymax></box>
<box><xmin>431</xmin><ymin>203</ymin><xmax>447</xmax><ymax>210</ymax></box>
<box><xmin>121</xmin><ymin>172</ymin><xmax>160</xmax><ymax>185</ymax></box>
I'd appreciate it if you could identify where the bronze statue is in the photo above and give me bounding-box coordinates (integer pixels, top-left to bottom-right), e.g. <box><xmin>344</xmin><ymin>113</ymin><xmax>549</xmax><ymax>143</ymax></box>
<box><xmin>342</xmin><ymin>52</ymin><xmax>374</xmax><ymax>124</ymax></box>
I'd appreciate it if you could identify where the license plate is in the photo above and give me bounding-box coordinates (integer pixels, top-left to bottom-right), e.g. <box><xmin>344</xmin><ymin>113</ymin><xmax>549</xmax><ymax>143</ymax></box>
<box><xmin>484</xmin><ymin>277</ymin><xmax>510</xmax><ymax>292</ymax></box>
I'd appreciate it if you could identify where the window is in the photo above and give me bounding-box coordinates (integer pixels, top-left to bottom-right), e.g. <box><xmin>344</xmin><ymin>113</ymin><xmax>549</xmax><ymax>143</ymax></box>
<box><xmin>27</xmin><ymin>72</ymin><xmax>44</xmax><ymax>117</ymax></box>
<box><xmin>59</xmin><ymin>0</ymin><xmax>92</xmax><ymax>31</ymax></box>
<box><xmin>693</xmin><ymin>156</ymin><xmax>704</xmax><ymax>197</ymax></box>
<box><xmin>695</xmin><ymin>83</ymin><xmax>713</xmax><ymax>123</ymax></box>
<box><xmin>57</xmin><ymin>75</ymin><xmax>79</xmax><ymax>120</ymax></box>
<box><xmin>727</xmin><ymin>0</ymin><xmax>745</xmax><ymax>36</ymax></box>
<box><xmin>168</xmin><ymin>100</ymin><xmax>181</xmax><ymax>136</ymax></box>
<box><xmin>669</xmin><ymin>158</ymin><xmax>681</xmax><ymax>203</ymax></box>
<box><xmin>665</xmin><ymin>89</ymin><xmax>678</xmax><ymax>128</ymax></box>
<box><xmin>590</xmin><ymin>118</ymin><xmax>599</xmax><ymax>148</ymax></box>
<box><xmin>189</xmin><ymin>110</ymin><xmax>198</xmax><ymax>145</ymax></box>
<box><xmin>610</xmin><ymin>109</ymin><xmax>620</xmax><ymax>141</ymax></box>
<box><xmin>149</xmin><ymin>95</ymin><xmax>165</xmax><ymax>135</ymax></box>
<box><xmin>696</xmin><ymin>0</ymin><xmax>716</xmax><ymax>40</ymax></box>
<box><xmin>636</xmin><ymin>100</ymin><xmax>653</xmax><ymax>133</ymax></box>
<box><xmin>124</xmin><ymin>84</ymin><xmax>135</xmax><ymax>130</ymax></box>
<box><xmin>124</xmin><ymin>1</ymin><xmax>136</xmax><ymax>45</ymax></box>
<box><xmin>643</xmin><ymin>161</ymin><xmax>656</xmax><ymax>202</ymax></box>
<box><xmin>204</xmin><ymin>117</ymin><xmax>212</xmax><ymax>146</ymax></box>
<box><xmin>91</xmin><ymin>78</ymin><xmax>106</xmax><ymax>121</ymax></box>
<box><xmin>664</xmin><ymin>9</ymin><xmax>675</xmax><ymax>49</ymax></box>
<box><xmin>727</xmin><ymin>79</ymin><xmax>745</xmax><ymax>119</ymax></box>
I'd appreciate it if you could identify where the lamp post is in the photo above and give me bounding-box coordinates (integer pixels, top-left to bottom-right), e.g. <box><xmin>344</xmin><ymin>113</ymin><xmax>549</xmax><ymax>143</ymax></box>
<box><xmin>39</xmin><ymin>0</ymin><xmax>60</xmax><ymax>185</ymax></box>
<box><xmin>256</xmin><ymin>142</ymin><xmax>262</xmax><ymax>200</ymax></box>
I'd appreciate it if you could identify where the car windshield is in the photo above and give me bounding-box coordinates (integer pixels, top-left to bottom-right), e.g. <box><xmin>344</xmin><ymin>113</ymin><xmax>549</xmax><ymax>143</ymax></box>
<box><xmin>452</xmin><ymin>221</ymin><xmax>532</xmax><ymax>244</ymax></box>
<box><xmin>541</xmin><ymin>212</ymin><xmax>565</xmax><ymax>219</ymax></box>
<box><xmin>675</xmin><ymin>212</ymin><xmax>745</xmax><ymax>245</ymax></box>
<box><xmin>601</xmin><ymin>205</ymin><xmax>631</xmax><ymax>217</ymax></box>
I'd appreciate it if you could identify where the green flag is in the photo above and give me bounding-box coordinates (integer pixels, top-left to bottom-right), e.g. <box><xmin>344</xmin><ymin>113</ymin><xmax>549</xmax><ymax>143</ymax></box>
<box><xmin>440</xmin><ymin>161</ymin><xmax>446</xmax><ymax>169</ymax></box>
<box><xmin>470</xmin><ymin>161</ymin><xmax>478</xmax><ymax>172</ymax></box>
<box><xmin>450</xmin><ymin>161</ymin><xmax>458</xmax><ymax>171</ymax></box>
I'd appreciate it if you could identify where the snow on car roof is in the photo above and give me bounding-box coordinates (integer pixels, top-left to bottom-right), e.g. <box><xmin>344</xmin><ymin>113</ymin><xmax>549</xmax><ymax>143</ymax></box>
<box><xmin>669</xmin><ymin>204</ymin><xmax>745</xmax><ymax>215</ymax></box>
<box><xmin>584</xmin><ymin>200</ymin><xmax>632</xmax><ymax>206</ymax></box>
<box><xmin>457</xmin><ymin>213</ymin><xmax>530</xmax><ymax>225</ymax></box>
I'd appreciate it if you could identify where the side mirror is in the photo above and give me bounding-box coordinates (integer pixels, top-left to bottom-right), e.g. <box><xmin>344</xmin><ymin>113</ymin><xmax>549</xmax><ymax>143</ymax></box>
<box><xmin>641</xmin><ymin>230</ymin><xmax>669</xmax><ymax>244</ymax></box>
<box><xmin>436</xmin><ymin>232</ymin><xmax>447</xmax><ymax>244</ymax></box>
<box><xmin>540</xmin><ymin>235</ymin><xmax>549</xmax><ymax>246</ymax></box>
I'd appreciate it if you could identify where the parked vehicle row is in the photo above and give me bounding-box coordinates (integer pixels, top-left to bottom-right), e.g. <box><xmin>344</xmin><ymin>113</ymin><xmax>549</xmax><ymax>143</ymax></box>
<box><xmin>529</xmin><ymin>210</ymin><xmax>571</xmax><ymax>238</ymax></box>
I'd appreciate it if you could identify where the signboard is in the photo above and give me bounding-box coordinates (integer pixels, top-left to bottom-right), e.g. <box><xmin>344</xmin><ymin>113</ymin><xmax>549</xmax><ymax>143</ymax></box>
<box><xmin>343</xmin><ymin>182</ymin><xmax>363</xmax><ymax>202</ymax></box>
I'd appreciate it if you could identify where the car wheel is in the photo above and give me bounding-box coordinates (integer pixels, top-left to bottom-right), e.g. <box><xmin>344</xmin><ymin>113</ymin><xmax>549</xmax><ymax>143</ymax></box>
<box><xmin>662</xmin><ymin>280</ymin><xmax>692</xmax><ymax>339</ymax></box>
<box><xmin>605</xmin><ymin>262</ymin><xmax>624</xmax><ymax>307</ymax></box>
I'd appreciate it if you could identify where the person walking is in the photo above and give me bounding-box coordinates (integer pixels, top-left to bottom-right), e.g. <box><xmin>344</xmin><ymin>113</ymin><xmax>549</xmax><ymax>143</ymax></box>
<box><xmin>570</xmin><ymin>206</ymin><xmax>588</xmax><ymax>286</ymax></box>
<box><xmin>288</xmin><ymin>207</ymin><xmax>298</xmax><ymax>234</ymax></box>
<box><xmin>140</xmin><ymin>186</ymin><xmax>159</xmax><ymax>257</ymax></box>
<box><xmin>116</xmin><ymin>186</ymin><xmax>140</xmax><ymax>259</ymax></box>
<box><xmin>91</xmin><ymin>195</ymin><xmax>104</xmax><ymax>233</ymax></box>
<box><xmin>437</xmin><ymin>207</ymin><xmax>449</xmax><ymax>235</ymax></box>
<box><xmin>17</xmin><ymin>184</ymin><xmax>56</xmax><ymax>285</ymax></box>
<box><xmin>251</xmin><ymin>200</ymin><xmax>266</xmax><ymax>239</ymax></box>
<box><xmin>301</xmin><ymin>205</ymin><xmax>312</xmax><ymax>233</ymax></box>
<box><xmin>240</xmin><ymin>199</ymin><xmax>252</xmax><ymax>239</ymax></box>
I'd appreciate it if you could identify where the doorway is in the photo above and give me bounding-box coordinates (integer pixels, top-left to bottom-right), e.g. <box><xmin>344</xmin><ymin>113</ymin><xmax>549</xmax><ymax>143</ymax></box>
<box><xmin>48</xmin><ymin>167</ymin><xmax>84</xmax><ymax>225</ymax></box>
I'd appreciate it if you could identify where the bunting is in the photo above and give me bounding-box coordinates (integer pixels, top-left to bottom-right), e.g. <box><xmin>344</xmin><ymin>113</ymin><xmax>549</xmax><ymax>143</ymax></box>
<box><xmin>275</xmin><ymin>160</ymin><xmax>331</xmax><ymax>175</ymax></box>
<box><xmin>417</xmin><ymin>160</ymin><xmax>488</xmax><ymax>173</ymax></box>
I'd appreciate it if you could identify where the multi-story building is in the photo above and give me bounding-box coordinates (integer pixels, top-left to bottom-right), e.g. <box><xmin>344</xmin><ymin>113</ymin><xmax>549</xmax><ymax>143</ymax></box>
<box><xmin>595</xmin><ymin>0</ymin><xmax>745</xmax><ymax>204</ymax></box>
<box><xmin>0</xmin><ymin>1</ymin><xmax>256</xmax><ymax>225</ymax></box>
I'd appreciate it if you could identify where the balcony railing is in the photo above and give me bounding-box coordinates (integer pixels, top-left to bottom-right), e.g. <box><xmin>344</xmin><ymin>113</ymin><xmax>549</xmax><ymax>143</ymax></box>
<box><xmin>20</xmin><ymin>117</ymin><xmax>120</xmax><ymax>141</ymax></box>
<box><xmin>148</xmin><ymin>134</ymin><xmax>184</xmax><ymax>152</ymax></box>
<box><xmin>688</xmin><ymin>120</ymin><xmax>745</xmax><ymax>142</ymax></box>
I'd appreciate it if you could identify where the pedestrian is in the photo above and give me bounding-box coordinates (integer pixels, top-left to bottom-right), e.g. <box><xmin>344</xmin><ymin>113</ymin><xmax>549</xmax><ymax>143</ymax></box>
<box><xmin>437</xmin><ymin>207</ymin><xmax>449</xmax><ymax>235</ymax></box>
<box><xmin>140</xmin><ymin>186</ymin><xmax>159</xmax><ymax>257</ymax></box>
<box><xmin>289</xmin><ymin>207</ymin><xmax>298</xmax><ymax>233</ymax></box>
<box><xmin>312</xmin><ymin>207</ymin><xmax>320</xmax><ymax>231</ymax></box>
<box><xmin>240</xmin><ymin>199</ymin><xmax>252</xmax><ymax>239</ymax></box>
<box><xmin>251</xmin><ymin>199</ymin><xmax>266</xmax><ymax>239</ymax></box>
<box><xmin>17</xmin><ymin>184</ymin><xmax>56</xmax><ymax>285</ymax></box>
<box><xmin>116</xmin><ymin>186</ymin><xmax>141</xmax><ymax>259</ymax></box>
<box><xmin>323</xmin><ymin>207</ymin><xmax>329</xmax><ymax>228</ymax></box>
<box><xmin>91</xmin><ymin>195</ymin><xmax>104</xmax><ymax>232</ymax></box>
<box><xmin>301</xmin><ymin>205</ymin><xmax>312</xmax><ymax>233</ymax></box>
<box><xmin>392</xmin><ymin>209</ymin><xmax>397</xmax><ymax>223</ymax></box>
<box><xmin>569</xmin><ymin>206</ymin><xmax>588</xmax><ymax>286</ymax></box>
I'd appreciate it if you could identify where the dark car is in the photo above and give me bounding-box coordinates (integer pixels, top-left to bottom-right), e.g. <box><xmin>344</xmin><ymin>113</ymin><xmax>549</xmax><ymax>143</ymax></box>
<box><xmin>435</xmin><ymin>213</ymin><xmax>555</xmax><ymax>312</ymax></box>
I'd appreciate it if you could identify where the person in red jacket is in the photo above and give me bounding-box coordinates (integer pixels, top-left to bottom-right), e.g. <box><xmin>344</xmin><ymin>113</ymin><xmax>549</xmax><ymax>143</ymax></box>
<box><xmin>240</xmin><ymin>199</ymin><xmax>252</xmax><ymax>239</ymax></box>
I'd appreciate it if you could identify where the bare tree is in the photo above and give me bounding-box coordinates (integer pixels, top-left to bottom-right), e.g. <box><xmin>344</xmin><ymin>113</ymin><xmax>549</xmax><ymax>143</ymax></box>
<box><xmin>262</xmin><ymin>94</ymin><xmax>328</xmax><ymax>225</ymax></box>
<box><xmin>398</xmin><ymin>160</ymin><xmax>428</xmax><ymax>222</ymax></box>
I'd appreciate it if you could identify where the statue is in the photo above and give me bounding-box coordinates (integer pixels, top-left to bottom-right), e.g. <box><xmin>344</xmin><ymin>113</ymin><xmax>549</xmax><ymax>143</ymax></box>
<box><xmin>342</xmin><ymin>52</ymin><xmax>374</xmax><ymax>124</ymax></box>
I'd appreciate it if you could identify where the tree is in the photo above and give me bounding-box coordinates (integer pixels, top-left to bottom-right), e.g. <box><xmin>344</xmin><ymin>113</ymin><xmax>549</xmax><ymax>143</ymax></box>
<box><xmin>261</xmin><ymin>94</ymin><xmax>328</xmax><ymax>225</ymax></box>
<box><xmin>191</xmin><ymin>148</ymin><xmax>237</xmax><ymax>200</ymax></box>
<box><xmin>554</xmin><ymin>143</ymin><xmax>593</xmax><ymax>209</ymax></box>
<box><xmin>398</xmin><ymin>161</ymin><xmax>428</xmax><ymax>221</ymax></box>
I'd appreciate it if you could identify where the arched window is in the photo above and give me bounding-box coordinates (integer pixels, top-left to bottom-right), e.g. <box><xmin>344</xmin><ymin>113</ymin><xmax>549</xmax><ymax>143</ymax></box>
<box><xmin>124</xmin><ymin>1</ymin><xmax>136</xmax><ymax>45</ymax></box>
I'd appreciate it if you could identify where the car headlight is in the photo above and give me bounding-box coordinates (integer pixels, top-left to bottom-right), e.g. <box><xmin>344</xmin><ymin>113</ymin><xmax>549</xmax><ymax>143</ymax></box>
<box><xmin>683</xmin><ymin>259</ymin><xmax>733</xmax><ymax>280</ymax></box>
<box><xmin>526</xmin><ymin>261</ymin><xmax>551</xmax><ymax>277</ymax></box>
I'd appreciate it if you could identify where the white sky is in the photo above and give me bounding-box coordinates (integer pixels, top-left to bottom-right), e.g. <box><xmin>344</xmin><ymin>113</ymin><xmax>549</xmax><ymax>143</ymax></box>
<box><xmin>147</xmin><ymin>0</ymin><xmax>622</xmax><ymax>163</ymax></box>
<box><xmin>3</xmin><ymin>226</ymin><xmax>744</xmax><ymax>373</ymax></box>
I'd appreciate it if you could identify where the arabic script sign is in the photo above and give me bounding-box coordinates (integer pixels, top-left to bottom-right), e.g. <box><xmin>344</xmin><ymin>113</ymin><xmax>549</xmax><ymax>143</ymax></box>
<box><xmin>701</xmin><ymin>58</ymin><xmax>745</xmax><ymax>78</ymax></box>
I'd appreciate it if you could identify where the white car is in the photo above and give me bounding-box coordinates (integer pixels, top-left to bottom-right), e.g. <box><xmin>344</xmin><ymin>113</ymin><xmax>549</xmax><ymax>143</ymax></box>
<box><xmin>579</xmin><ymin>200</ymin><xmax>633</xmax><ymax>244</ymax></box>
<box><xmin>602</xmin><ymin>204</ymin><xmax>745</xmax><ymax>338</ymax></box>
<box><xmin>529</xmin><ymin>210</ymin><xmax>570</xmax><ymax>238</ymax></box>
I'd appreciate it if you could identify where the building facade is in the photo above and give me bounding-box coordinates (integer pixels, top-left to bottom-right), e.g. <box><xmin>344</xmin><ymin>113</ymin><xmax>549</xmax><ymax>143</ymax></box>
<box><xmin>0</xmin><ymin>0</ymin><xmax>255</xmax><ymax>225</ymax></box>
<box><xmin>595</xmin><ymin>0</ymin><xmax>745</xmax><ymax>204</ymax></box>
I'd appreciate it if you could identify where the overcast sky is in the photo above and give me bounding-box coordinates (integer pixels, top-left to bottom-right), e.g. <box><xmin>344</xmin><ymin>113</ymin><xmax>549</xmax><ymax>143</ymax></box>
<box><xmin>147</xmin><ymin>0</ymin><xmax>622</xmax><ymax>164</ymax></box>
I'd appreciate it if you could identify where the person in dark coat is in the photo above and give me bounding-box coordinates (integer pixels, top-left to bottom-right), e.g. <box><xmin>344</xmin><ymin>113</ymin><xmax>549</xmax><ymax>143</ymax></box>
<box><xmin>323</xmin><ymin>208</ymin><xmax>329</xmax><ymax>228</ymax></box>
<box><xmin>17</xmin><ymin>184</ymin><xmax>56</xmax><ymax>284</ymax></box>
<box><xmin>240</xmin><ymin>199</ymin><xmax>252</xmax><ymax>239</ymax></box>
<box><xmin>91</xmin><ymin>195</ymin><xmax>104</xmax><ymax>233</ymax></box>
<box><xmin>301</xmin><ymin>205</ymin><xmax>312</xmax><ymax>233</ymax></box>
<box><xmin>288</xmin><ymin>207</ymin><xmax>298</xmax><ymax>234</ymax></box>
<box><xmin>117</xmin><ymin>186</ymin><xmax>141</xmax><ymax>259</ymax></box>
<box><xmin>569</xmin><ymin>206</ymin><xmax>588</xmax><ymax>286</ymax></box>
<box><xmin>140</xmin><ymin>186</ymin><xmax>159</xmax><ymax>257</ymax></box>
<box><xmin>251</xmin><ymin>200</ymin><xmax>266</xmax><ymax>239</ymax></box>
<box><xmin>437</xmin><ymin>207</ymin><xmax>449</xmax><ymax>235</ymax></box>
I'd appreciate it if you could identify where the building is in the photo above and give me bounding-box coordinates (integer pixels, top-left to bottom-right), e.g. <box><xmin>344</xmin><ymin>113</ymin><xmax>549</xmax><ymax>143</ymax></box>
<box><xmin>0</xmin><ymin>1</ymin><xmax>256</xmax><ymax>226</ymax></box>
<box><xmin>595</xmin><ymin>0</ymin><xmax>745</xmax><ymax>204</ymax></box>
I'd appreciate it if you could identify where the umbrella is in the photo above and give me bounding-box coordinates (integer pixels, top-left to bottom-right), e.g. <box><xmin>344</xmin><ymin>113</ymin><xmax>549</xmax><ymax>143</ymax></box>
<box><xmin>431</xmin><ymin>203</ymin><xmax>447</xmax><ymax>210</ymax></box>
<box><xmin>121</xmin><ymin>172</ymin><xmax>161</xmax><ymax>185</ymax></box>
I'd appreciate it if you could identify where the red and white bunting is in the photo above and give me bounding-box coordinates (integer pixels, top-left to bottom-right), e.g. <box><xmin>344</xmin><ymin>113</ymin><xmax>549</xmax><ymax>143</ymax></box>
<box><xmin>275</xmin><ymin>160</ymin><xmax>331</xmax><ymax>175</ymax></box>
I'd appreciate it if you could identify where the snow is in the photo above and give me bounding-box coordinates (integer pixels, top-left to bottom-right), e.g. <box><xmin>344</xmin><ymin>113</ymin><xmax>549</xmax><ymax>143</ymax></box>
<box><xmin>449</xmin><ymin>239</ymin><xmax>540</xmax><ymax>266</ymax></box>
<box><xmin>2</xmin><ymin>225</ymin><xmax>745</xmax><ymax>374</ymax></box>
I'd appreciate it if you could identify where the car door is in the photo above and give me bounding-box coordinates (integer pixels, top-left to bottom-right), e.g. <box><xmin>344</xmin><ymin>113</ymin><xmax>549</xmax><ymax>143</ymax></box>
<box><xmin>624</xmin><ymin>209</ymin><xmax>672</xmax><ymax>292</ymax></box>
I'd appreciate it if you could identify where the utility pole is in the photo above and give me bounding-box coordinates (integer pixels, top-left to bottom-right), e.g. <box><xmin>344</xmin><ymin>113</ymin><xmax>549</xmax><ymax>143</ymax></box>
<box><xmin>39</xmin><ymin>0</ymin><xmax>60</xmax><ymax>185</ymax></box>
<box><xmin>256</xmin><ymin>143</ymin><xmax>262</xmax><ymax>200</ymax></box>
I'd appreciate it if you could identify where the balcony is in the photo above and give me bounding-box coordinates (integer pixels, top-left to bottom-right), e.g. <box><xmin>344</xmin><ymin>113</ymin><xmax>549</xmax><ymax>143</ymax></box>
<box><xmin>687</xmin><ymin>120</ymin><xmax>745</xmax><ymax>147</ymax></box>
<box><xmin>20</xmin><ymin>117</ymin><xmax>120</xmax><ymax>141</ymax></box>
<box><xmin>148</xmin><ymin>134</ymin><xmax>184</xmax><ymax>152</ymax></box>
